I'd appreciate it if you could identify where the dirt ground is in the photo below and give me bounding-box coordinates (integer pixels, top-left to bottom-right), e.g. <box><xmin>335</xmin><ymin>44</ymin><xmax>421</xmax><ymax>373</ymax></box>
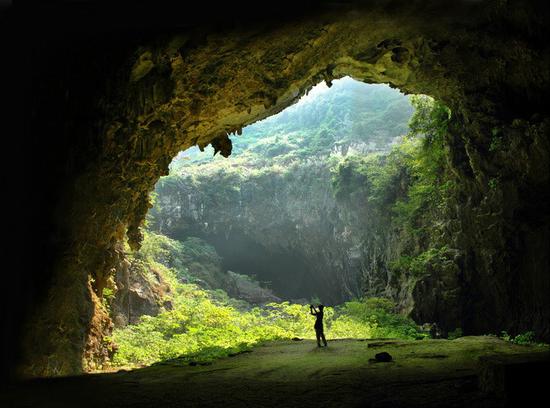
<box><xmin>2</xmin><ymin>337</ymin><xmax>549</xmax><ymax>408</ymax></box>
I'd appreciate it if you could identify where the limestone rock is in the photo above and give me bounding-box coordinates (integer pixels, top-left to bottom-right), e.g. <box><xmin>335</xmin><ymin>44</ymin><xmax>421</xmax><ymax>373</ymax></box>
<box><xmin>110</xmin><ymin>257</ymin><xmax>172</xmax><ymax>326</ymax></box>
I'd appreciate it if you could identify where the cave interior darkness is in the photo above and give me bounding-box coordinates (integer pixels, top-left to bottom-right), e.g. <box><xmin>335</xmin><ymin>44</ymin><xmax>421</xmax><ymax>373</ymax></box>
<box><xmin>2</xmin><ymin>0</ymin><xmax>550</xmax><ymax>406</ymax></box>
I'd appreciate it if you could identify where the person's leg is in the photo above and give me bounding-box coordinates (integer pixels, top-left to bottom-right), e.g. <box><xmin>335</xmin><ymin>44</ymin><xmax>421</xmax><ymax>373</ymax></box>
<box><xmin>316</xmin><ymin>330</ymin><xmax>321</xmax><ymax>347</ymax></box>
<box><xmin>321</xmin><ymin>332</ymin><xmax>327</xmax><ymax>347</ymax></box>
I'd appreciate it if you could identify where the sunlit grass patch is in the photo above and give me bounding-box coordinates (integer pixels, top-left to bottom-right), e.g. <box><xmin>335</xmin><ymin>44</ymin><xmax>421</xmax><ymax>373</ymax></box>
<box><xmin>109</xmin><ymin>280</ymin><xmax>425</xmax><ymax>368</ymax></box>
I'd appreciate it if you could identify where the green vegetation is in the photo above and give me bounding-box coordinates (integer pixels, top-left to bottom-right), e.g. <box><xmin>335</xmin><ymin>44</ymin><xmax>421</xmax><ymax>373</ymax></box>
<box><xmin>447</xmin><ymin>328</ymin><xmax>463</xmax><ymax>340</ymax></box>
<box><xmin>390</xmin><ymin>247</ymin><xmax>452</xmax><ymax>278</ymax></box>
<box><xmin>134</xmin><ymin>230</ymin><xmax>229</xmax><ymax>290</ymax></box>
<box><xmin>111</xmin><ymin>289</ymin><xmax>426</xmax><ymax>367</ymax></box>
<box><xmin>110</xmin><ymin>232</ymin><xmax>425</xmax><ymax>368</ymax></box>
<box><xmin>168</xmin><ymin>77</ymin><xmax>412</xmax><ymax>173</ymax></box>
<box><xmin>331</xmin><ymin>95</ymin><xmax>455</xmax><ymax>283</ymax></box>
<box><xmin>499</xmin><ymin>331</ymin><xmax>546</xmax><ymax>346</ymax></box>
<box><xmin>156</xmin><ymin>78</ymin><xmax>412</xmax><ymax>199</ymax></box>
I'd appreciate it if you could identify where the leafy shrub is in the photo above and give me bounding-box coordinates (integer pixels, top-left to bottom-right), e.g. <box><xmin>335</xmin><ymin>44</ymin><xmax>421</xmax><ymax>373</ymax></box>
<box><xmin>110</xmin><ymin>284</ymin><xmax>425</xmax><ymax>368</ymax></box>
<box><xmin>390</xmin><ymin>247</ymin><xmax>451</xmax><ymax>277</ymax></box>
<box><xmin>512</xmin><ymin>331</ymin><xmax>536</xmax><ymax>345</ymax></box>
<box><xmin>336</xmin><ymin>298</ymin><xmax>425</xmax><ymax>339</ymax></box>
<box><xmin>500</xmin><ymin>330</ymin><xmax>541</xmax><ymax>345</ymax></box>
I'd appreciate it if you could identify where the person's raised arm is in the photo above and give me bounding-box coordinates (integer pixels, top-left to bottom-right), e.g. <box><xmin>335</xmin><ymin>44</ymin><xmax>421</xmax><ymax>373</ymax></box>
<box><xmin>309</xmin><ymin>305</ymin><xmax>317</xmax><ymax>315</ymax></box>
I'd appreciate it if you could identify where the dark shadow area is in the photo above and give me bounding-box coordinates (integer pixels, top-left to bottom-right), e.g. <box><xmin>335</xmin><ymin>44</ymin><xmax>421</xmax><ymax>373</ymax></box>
<box><xmin>0</xmin><ymin>0</ymin><xmax>335</xmax><ymax>382</ymax></box>
<box><xmin>206</xmin><ymin>229</ymin><xmax>317</xmax><ymax>302</ymax></box>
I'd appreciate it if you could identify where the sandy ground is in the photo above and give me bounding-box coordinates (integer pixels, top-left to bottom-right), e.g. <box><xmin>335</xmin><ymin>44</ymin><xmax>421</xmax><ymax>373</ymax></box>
<box><xmin>2</xmin><ymin>337</ymin><xmax>549</xmax><ymax>408</ymax></box>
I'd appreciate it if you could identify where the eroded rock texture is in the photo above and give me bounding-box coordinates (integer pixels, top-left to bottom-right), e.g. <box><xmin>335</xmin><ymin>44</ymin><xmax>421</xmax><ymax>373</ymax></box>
<box><xmin>110</xmin><ymin>257</ymin><xmax>172</xmax><ymax>327</ymax></box>
<box><xmin>8</xmin><ymin>0</ymin><xmax>550</xmax><ymax>377</ymax></box>
<box><xmin>152</xmin><ymin>160</ymin><xmax>364</xmax><ymax>304</ymax></box>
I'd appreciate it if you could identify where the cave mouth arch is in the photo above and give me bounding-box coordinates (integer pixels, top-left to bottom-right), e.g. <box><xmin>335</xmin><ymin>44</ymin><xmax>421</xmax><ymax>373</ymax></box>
<box><xmin>146</xmin><ymin>77</ymin><xmax>416</xmax><ymax>306</ymax></box>
<box><xmin>13</xmin><ymin>1</ymin><xmax>550</xmax><ymax>379</ymax></box>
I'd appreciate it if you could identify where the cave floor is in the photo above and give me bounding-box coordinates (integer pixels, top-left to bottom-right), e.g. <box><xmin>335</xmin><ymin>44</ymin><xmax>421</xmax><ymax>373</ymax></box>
<box><xmin>2</xmin><ymin>337</ymin><xmax>549</xmax><ymax>408</ymax></box>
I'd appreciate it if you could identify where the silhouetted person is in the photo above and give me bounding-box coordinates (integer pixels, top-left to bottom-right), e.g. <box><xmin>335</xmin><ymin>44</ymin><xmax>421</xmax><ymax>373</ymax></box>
<box><xmin>310</xmin><ymin>304</ymin><xmax>328</xmax><ymax>347</ymax></box>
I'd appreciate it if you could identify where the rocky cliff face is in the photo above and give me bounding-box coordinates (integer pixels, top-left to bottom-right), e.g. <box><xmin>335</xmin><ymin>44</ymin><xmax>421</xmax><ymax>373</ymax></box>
<box><xmin>152</xmin><ymin>160</ymin><xmax>363</xmax><ymax>304</ymax></box>
<box><xmin>10</xmin><ymin>0</ymin><xmax>550</xmax><ymax>377</ymax></box>
<box><xmin>439</xmin><ymin>115</ymin><xmax>550</xmax><ymax>337</ymax></box>
<box><xmin>149</xmin><ymin>79</ymin><xmax>410</xmax><ymax>304</ymax></box>
<box><xmin>225</xmin><ymin>271</ymin><xmax>281</xmax><ymax>305</ymax></box>
<box><xmin>110</xmin><ymin>257</ymin><xmax>173</xmax><ymax>327</ymax></box>
<box><xmin>335</xmin><ymin>110</ymin><xmax>550</xmax><ymax>338</ymax></box>
<box><xmin>108</xmin><ymin>233</ymin><xmax>281</xmax><ymax>326</ymax></box>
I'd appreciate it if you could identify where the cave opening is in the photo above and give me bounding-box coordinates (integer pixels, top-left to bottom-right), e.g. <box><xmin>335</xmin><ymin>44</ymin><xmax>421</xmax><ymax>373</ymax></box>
<box><xmin>4</xmin><ymin>2</ymin><xmax>550</xmax><ymax>406</ymax></box>
<box><xmin>143</xmin><ymin>77</ymin><xmax>416</xmax><ymax>305</ymax></box>
<box><xmin>107</xmin><ymin>76</ymin><xmax>429</xmax><ymax>367</ymax></box>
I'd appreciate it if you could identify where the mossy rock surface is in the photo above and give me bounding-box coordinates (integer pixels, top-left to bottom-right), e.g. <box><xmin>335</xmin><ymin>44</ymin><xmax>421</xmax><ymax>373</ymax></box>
<box><xmin>3</xmin><ymin>336</ymin><xmax>548</xmax><ymax>407</ymax></box>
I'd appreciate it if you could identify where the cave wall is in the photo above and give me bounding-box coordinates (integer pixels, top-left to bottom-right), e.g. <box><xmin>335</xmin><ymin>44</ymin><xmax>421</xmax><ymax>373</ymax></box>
<box><xmin>151</xmin><ymin>160</ymin><xmax>364</xmax><ymax>304</ymax></box>
<box><xmin>110</xmin><ymin>255</ymin><xmax>173</xmax><ymax>327</ymax></box>
<box><xmin>4</xmin><ymin>0</ymin><xmax>550</xmax><ymax>378</ymax></box>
